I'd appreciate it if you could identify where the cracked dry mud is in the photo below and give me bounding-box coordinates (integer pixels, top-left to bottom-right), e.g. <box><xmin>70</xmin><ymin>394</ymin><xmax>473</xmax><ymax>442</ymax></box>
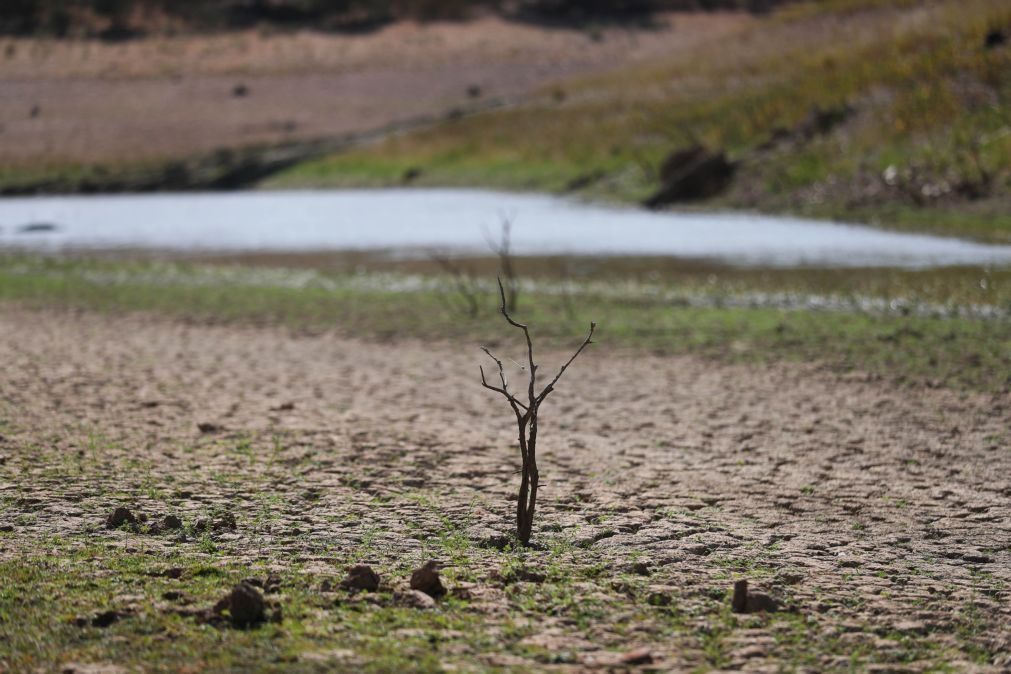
<box><xmin>1</xmin><ymin>307</ymin><xmax>1009</xmax><ymax>671</ymax></box>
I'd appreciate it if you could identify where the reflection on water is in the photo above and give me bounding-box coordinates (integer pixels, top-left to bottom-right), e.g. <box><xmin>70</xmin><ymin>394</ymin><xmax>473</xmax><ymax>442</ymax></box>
<box><xmin>2</xmin><ymin>188</ymin><xmax>1011</xmax><ymax>268</ymax></box>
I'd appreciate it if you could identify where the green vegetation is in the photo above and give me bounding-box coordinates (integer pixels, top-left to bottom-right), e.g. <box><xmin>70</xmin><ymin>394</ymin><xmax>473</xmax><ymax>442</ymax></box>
<box><xmin>268</xmin><ymin>0</ymin><xmax>1011</xmax><ymax>242</ymax></box>
<box><xmin>1</xmin><ymin>254</ymin><xmax>1008</xmax><ymax>392</ymax></box>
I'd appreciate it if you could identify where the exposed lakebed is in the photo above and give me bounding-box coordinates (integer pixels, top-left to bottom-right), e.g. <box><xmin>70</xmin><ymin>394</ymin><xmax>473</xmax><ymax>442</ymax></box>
<box><xmin>2</xmin><ymin>189</ymin><xmax>1011</xmax><ymax>268</ymax></box>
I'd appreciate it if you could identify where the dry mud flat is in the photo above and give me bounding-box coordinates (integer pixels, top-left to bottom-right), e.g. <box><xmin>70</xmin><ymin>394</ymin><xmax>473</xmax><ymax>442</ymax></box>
<box><xmin>0</xmin><ymin>13</ymin><xmax>746</xmax><ymax>167</ymax></box>
<box><xmin>0</xmin><ymin>307</ymin><xmax>1009</xmax><ymax>671</ymax></box>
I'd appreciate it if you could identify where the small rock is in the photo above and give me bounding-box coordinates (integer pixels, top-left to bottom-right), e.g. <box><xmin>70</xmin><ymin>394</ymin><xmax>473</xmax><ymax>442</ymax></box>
<box><xmin>76</xmin><ymin>609</ymin><xmax>126</xmax><ymax>628</ymax></box>
<box><xmin>399</xmin><ymin>589</ymin><xmax>436</xmax><ymax>609</ymax></box>
<box><xmin>162</xmin><ymin>590</ymin><xmax>185</xmax><ymax>601</ymax></box>
<box><xmin>105</xmin><ymin>507</ymin><xmax>136</xmax><ymax>530</ymax></box>
<box><xmin>410</xmin><ymin>561</ymin><xmax>446</xmax><ymax>599</ymax></box>
<box><xmin>161</xmin><ymin>567</ymin><xmax>184</xmax><ymax>579</ymax></box>
<box><xmin>629</xmin><ymin>561</ymin><xmax>651</xmax><ymax>576</ymax></box>
<box><xmin>197</xmin><ymin>422</ymin><xmax>223</xmax><ymax>434</ymax></box>
<box><xmin>731</xmin><ymin>579</ymin><xmax>779</xmax><ymax>614</ymax></box>
<box><xmin>232</xmin><ymin>83</ymin><xmax>249</xmax><ymax>97</ymax></box>
<box><xmin>0</xmin><ymin>524</ymin><xmax>14</xmax><ymax>533</ymax></box>
<box><xmin>161</xmin><ymin>515</ymin><xmax>183</xmax><ymax>531</ymax></box>
<box><xmin>17</xmin><ymin>222</ymin><xmax>57</xmax><ymax>233</ymax></box>
<box><xmin>985</xmin><ymin>28</ymin><xmax>1007</xmax><ymax>49</ymax></box>
<box><xmin>644</xmin><ymin>145</ymin><xmax>736</xmax><ymax>207</ymax></box>
<box><xmin>341</xmin><ymin>565</ymin><xmax>380</xmax><ymax>592</ymax></box>
<box><xmin>223</xmin><ymin>583</ymin><xmax>265</xmax><ymax>627</ymax></box>
<box><xmin>466</xmin><ymin>84</ymin><xmax>483</xmax><ymax>98</ymax></box>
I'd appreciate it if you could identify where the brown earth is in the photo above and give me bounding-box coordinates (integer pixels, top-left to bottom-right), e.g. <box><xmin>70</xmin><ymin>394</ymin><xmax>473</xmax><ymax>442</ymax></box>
<box><xmin>0</xmin><ymin>13</ymin><xmax>748</xmax><ymax>167</ymax></box>
<box><xmin>1</xmin><ymin>306</ymin><xmax>1009</xmax><ymax>670</ymax></box>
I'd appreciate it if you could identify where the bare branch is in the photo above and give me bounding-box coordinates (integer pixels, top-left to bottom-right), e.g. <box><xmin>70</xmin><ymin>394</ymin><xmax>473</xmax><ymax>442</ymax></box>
<box><xmin>496</xmin><ymin>277</ymin><xmax>537</xmax><ymax>407</ymax></box>
<box><xmin>480</xmin><ymin>346</ymin><xmax>510</xmax><ymax>391</ymax></box>
<box><xmin>536</xmin><ymin>321</ymin><xmax>596</xmax><ymax>404</ymax></box>
<box><xmin>479</xmin><ymin>351</ymin><xmax>529</xmax><ymax>412</ymax></box>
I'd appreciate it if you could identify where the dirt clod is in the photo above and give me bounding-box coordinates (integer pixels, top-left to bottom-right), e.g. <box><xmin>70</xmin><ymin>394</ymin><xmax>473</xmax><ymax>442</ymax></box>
<box><xmin>76</xmin><ymin>609</ymin><xmax>129</xmax><ymax>628</ymax></box>
<box><xmin>341</xmin><ymin>565</ymin><xmax>380</xmax><ymax>592</ymax></box>
<box><xmin>410</xmin><ymin>561</ymin><xmax>446</xmax><ymax>598</ymax></box>
<box><xmin>105</xmin><ymin>507</ymin><xmax>136</xmax><ymax>530</ymax></box>
<box><xmin>161</xmin><ymin>514</ymin><xmax>183</xmax><ymax>530</ymax></box>
<box><xmin>732</xmin><ymin>579</ymin><xmax>780</xmax><ymax>614</ymax></box>
<box><xmin>220</xmin><ymin>582</ymin><xmax>265</xmax><ymax>627</ymax></box>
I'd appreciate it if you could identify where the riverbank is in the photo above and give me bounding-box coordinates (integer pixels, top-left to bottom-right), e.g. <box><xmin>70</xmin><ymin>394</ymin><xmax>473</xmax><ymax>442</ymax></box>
<box><xmin>2</xmin><ymin>1</ymin><xmax>1009</xmax><ymax>244</ymax></box>
<box><xmin>263</xmin><ymin>0</ymin><xmax>1011</xmax><ymax>243</ymax></box>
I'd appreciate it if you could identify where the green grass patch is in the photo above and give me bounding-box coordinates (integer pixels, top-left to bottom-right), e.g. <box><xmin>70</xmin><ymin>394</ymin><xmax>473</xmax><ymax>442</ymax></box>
<box><xmin>1</xmin><ymin>255</ymin><xmax>1008</xmax><ymax>393</ymax></box>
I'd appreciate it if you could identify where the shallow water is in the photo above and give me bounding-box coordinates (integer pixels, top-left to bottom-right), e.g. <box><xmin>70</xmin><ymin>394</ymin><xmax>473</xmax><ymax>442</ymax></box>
<box><xmin>2</xmin><ymin>189</ymin><xmax>1010</xmax><ymax>268</ymax></box>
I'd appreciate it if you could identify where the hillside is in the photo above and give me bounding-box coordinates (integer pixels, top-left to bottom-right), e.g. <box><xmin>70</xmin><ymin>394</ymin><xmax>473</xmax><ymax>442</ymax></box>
<box><xmin>269</xmin><ymin>0</ymin><xmax>1011</xmax><ymax>242</ymax></box>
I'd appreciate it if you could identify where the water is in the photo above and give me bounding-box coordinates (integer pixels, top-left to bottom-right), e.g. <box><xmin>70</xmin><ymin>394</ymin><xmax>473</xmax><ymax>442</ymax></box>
<box><xmin>2</xmin><ymin>188</ymin><xmax>1010</xmax><ymax>268</ymax></box>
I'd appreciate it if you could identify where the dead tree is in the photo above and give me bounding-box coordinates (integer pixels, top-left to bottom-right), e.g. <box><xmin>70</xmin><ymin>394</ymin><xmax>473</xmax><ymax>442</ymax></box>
<box><xmin>480</xmin><ymin>278</ymin><xmax>595</xmax><ymax>546</ymax></box>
